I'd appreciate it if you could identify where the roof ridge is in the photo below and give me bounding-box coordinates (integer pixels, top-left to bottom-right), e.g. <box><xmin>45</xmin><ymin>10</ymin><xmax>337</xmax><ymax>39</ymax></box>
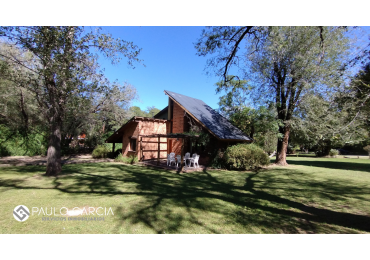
<box><xmin>164</xmin><ymin>90</ymin><xmax>205</xmax><ymax>103</ymax></box>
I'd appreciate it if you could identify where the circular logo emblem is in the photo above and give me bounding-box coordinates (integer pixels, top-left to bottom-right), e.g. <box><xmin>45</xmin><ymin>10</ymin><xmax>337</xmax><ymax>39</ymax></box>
<box><xmin>13</xmin><ymin>205</ymin><xmax>30</xmax><ymax>222</ymax></box>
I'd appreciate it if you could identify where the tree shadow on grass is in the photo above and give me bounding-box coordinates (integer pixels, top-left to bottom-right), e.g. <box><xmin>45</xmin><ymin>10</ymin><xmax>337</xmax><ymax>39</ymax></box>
<box><xmin>0</xmin><ymin>165</ymin><xmax>46</xmax><ymax>174</ymax></box>
<box><xmin>284</xmin><ymin>159</ymin><xmax>370</xmax><ymax>173</ymax></box>
<box><xmin>241</xmin><ymin>171</ymin><xmax>370</xmax><ymax>232</ymax></box>
<box><xmin>1</xmin><ymin>163</ymin><xmax>370</xmax><ymax>233</ymax></box>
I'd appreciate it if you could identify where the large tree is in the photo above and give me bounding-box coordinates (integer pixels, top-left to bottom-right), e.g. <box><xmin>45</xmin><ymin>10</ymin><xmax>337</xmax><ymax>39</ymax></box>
<box><xmin>0</xmin><ymin>26</ymin><xmax>142</xmax><ymax>175</ymax></box>
<box><xmin>290</xmin><ymin>92</ymin><xmax>367</xmax><ymax>156</ymax></box>
<box><xmin>0</xmin><ymin>45</ymin><xmax>137</xmax><ymax>156</ymax></box>
<box><xmin>332</xmin><ymin>62</ymin><xmax>370</xmax><ymax>148</ymax></box>
<box><xmin>347</xmin><ymin>63</ymin><xmax>370</xmax><ymax>131</ymax></box>
<box><xmin>196</xmin><ymin>26</ymin><xmax>351</xmax><ymax>165</ymax></box>
<box><xmin>216</xmin><ymin>76</ymin><xmax>281</xmax><ymax>154</ymax></box>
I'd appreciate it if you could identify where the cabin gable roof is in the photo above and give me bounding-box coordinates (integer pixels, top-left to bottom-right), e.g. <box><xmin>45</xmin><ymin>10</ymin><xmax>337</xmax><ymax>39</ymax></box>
<box><xmin>164</xmin><ymin>90</ymin><xmax>252</xmax><ymax>141</ymax></box>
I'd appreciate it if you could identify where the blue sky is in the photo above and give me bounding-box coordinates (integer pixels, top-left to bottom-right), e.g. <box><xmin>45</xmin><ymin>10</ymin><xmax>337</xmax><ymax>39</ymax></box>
<box><xmin>96</xmin><ymin>26</ymin><xmax>370</xmax><ymax>112</ymax></box>
<box><xmin>97</xmin><ymin>26</ymin><xmax>223</xmax><ymax>111</ymax></box>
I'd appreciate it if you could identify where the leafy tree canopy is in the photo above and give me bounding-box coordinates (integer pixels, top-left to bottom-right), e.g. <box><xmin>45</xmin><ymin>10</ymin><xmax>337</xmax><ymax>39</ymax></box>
<box><xmin>0</xmin><ymin>26</ymin><xmax>142</xmax><ymax>175</ymax></box>
<box><xmin>196</xmin><ymin>26</ymin><xmax>353</xmax><ymax>165</ymax></box>
<box><xmin>128</xmin><ymin>106</ymin><xmax>161</xmax><ymax>118</ymax></box>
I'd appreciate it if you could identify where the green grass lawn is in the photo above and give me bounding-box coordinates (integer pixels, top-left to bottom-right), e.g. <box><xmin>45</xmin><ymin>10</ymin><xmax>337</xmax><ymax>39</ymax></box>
<box><xmin>1</xmin><ymin>157</ymin><xmax>369</xmax><ymax>234</ymax></box>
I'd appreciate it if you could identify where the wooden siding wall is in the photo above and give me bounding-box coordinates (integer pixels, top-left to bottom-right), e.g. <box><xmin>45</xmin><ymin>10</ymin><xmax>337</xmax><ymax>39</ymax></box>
<box><xmin>121</xmin><ymin>120</ymin><xmax>167</xmax><ymax>160</ymax></box>
<box><xmin>170</xmin><ymin>102</ymin><xmax>186</xmax><ymax>155</ymax></box>
<box><xmin>122</xmin><ymin>121</ymin><xmax>140</xmax><ymax>157</ymax></box>
<box><xmin>139</xmin><ymin>120</ymin><xmax>167</xmax><ymax>160</ymax></box>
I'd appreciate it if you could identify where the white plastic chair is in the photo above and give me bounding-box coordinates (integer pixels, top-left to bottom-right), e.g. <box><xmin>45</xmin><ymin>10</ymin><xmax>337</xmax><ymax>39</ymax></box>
<box><xmin>184</xmin><ymin>152</ymin><xmax>190</xmax><ymax>166</ymax></box>
<box><xmin>188</xmin><ymin>154</ymin><xmax>200</xmax><ymax>168</ymax></box>
<box><xmin>168</xmin><ymin>152</ymin><xmax>176</xmax><ymax>166</ymax></box>
<box><xmin>176</xmin><ymin>155</ymin><xmax>181</xmax><ymax>167</ymax></box>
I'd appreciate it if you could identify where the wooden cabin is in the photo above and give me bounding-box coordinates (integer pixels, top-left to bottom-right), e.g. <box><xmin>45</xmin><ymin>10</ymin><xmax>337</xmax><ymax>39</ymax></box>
<box><xmin>105</xmin><ymin>90</ymin><xmax>252</xmax><ymax>165</ymax></box>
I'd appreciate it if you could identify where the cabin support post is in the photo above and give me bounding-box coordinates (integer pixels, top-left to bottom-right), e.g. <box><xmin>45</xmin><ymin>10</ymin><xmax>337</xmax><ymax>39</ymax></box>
<box><xmin>181</xmin><ymin>138</ymin><xmax>185</xmax><ymax>172</ymax></box>
<box><xmin>140</xmin><ymin>137</ymin><xmax>143</xmax><ymax>161</ymax></box>
<box><xmin>112</xmin><ymin>143</ymin><xmax>115</xmax><ymax>153</ymax></box>
<box><xmin>157</xmin><ymin>136</ymin><xmax>160</xmax><ymax>165</ymax></box>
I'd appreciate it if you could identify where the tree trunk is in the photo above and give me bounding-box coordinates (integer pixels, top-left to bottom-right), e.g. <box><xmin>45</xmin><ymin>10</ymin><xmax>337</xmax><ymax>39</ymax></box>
<box><xmin>275</xmin><ymin>125</ymin><xmax>290</xmax><ymax>166</ymax></box>
<box><xmin>46</xmin><ymin>122</ymin><xmax>62</xmax><ymax>175</ymax></box>
<box><xmin>19</xmin><ymin>88</ymin><xmax>29</xmax><ymax>132</ymax></box>
<box><xmin>45</xmin><ymin>120</ymin><xmax>62</xmax><ymax>176</ymax></box>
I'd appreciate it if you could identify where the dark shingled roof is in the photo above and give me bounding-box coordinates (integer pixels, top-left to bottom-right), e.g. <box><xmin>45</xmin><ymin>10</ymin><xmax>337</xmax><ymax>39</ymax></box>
<box><xmin>164</xmin><ymin>90</ymin><xmax>252</xmax><ymax>141</ymax></box>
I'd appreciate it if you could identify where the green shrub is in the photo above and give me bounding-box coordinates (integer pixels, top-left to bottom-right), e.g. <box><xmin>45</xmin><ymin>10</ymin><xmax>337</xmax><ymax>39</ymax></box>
<box><xmin>0</xmin><ymin>145</ymin><xmax>11</xmax><ymax>157</ymax></box>
<box><xmin>0</xmin><ymin>125</ymin><xmax>48</xmax><ymax>156</ymax></box>
<box><xmin>114</xmin><ymin>153</ymin><xmax>123</xmax><ymax>162</ymax></box>
<box><xmin>224</xmin><ymin>143</ymin><xmax>270</xmax><ymax>170</ymax></box>
<box><xmin>329</xmin><ymin>149</ymin><xmax>339</xmax><ymax>157</ymax></box>
<box><xmin>109</xmin><ymin>149</ymin><xmax>122</xmax><ymax>159</ymax></box>
<box><xmin>115</xmin><ymin>154</ymin><xmax>138</xmax><ymax>164</ymax></box>
<box><xmin>209</xmin><ymin>150</ymin><xmax>226</xmax><ymax>169</ymax></box>
<box><xmin>92</xmin><ymin>145</ymin><xmax>110</xmax><ymax>159</ymax></box>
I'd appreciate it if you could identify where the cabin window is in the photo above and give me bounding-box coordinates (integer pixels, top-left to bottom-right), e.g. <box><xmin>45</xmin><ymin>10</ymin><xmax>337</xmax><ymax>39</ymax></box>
<box><xmin>129</xmin><ymin>138</ymin><xmax>137</xmax><ymax>151</ymax></box>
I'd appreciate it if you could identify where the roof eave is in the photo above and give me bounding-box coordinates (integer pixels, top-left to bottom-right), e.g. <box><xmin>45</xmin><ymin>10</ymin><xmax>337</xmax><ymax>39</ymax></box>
<box><xmin>219</xmin><ymin>138</ymin><xmax>253</xmax><ymax>142</ymax></box>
